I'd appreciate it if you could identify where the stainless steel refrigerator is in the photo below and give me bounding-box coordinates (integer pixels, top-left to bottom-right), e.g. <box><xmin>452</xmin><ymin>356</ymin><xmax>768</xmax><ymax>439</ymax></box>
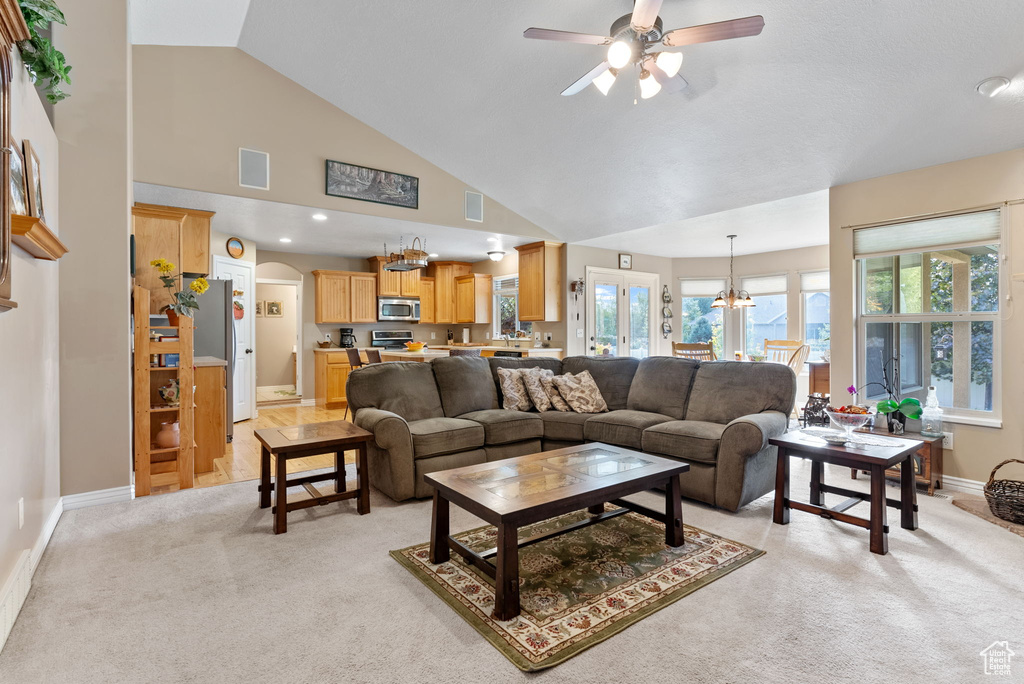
<box><xmin>186</xmin><ymin>277</ymin><xmax>234</xmax><ymax>441</ymax></box>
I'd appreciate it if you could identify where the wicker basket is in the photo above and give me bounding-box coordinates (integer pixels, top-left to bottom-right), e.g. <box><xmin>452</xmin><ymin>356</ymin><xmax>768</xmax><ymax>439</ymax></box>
<box><xmin>984</xmin><ymin>459</ymin><xmax>1024</xmax><ymax>525</ymax></box>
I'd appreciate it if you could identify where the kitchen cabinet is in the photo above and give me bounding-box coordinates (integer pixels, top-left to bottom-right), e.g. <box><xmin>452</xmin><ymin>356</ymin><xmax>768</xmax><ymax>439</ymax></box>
<box><xmin>312</xmin><ymin>270</ymin><xmax>377</xmax><ymax>324</ymax></box>
<box><xmin>314</xmin><ymin>349</ymin><xmax>368</xmax><ymax>408</ymax></box>
<box><xmin>455</xmin><ymin>274</ymin><xmax>492</xmax><ymax>324</ymax></box>
<box><xmin>419</xmin><ymin>277</ymin><xmax>435</xmax><ymax>324</ymax></box>
<box><xmin>368</xmin><ymin>256</ymin><xmax>420</xmax><ymax>297</ymax></box>
<box><xmin>135</xmin><ymin>203</ymin><xmax>214</xmax><ymax>276</ymax></box>
<box><xmin>426</xmin><ymin>261</ymin><xmax>472</xmax><ymax>323</ymax></box>
<box><xmin>194</xmin><ymin>363</ymin><xmax>226</xmax><ymax>474</ymax></box>
<box><xmin>515</xmin><ymin>240</ymin><xmax>563</xmax><ymax>322</ymax></box>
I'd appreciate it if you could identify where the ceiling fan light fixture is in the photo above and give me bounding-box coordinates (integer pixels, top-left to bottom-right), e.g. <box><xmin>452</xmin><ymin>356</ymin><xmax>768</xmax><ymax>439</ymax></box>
<box><xmin>655</xmin><ymin>51</ymin><xmax>683</xmax><ymax>78</ymax></box>
<box><xmin>607</xmin><ymin>40</ymin><xmax>633</xmax><ymax>69</ymax></box>
<box><xmin>639</xmin><ymin>69</ymin><xmax>661</xmax><ymax>99</ymax></box>
<box><xmin>593</xmin><ymin>67</ymin><xmax>617</xmax><ymax>95</ymax></box>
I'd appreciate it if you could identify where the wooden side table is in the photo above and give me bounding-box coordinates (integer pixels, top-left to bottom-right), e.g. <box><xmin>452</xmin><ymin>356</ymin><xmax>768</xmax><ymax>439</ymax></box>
<box><xmin>850</xmin><ymin>426</ymin><xmax>943</xmax><ymax>495</ymax></box>
<box><xmin>806</xmin><ymin>361</ymin><xmax>830</xmax><ymax>396</ymax></box>
<box><xmin>255</xmin><ymin>421</ymin><xmax>373</xmax><ymax>534</ymax></box>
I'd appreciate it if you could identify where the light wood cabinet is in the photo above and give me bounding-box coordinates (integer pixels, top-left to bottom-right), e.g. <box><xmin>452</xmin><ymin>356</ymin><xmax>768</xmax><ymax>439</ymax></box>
<box><xmin>426</xmin><ymin>261</ymin><xmax>472</xmax><ymax>323</ymax></box>
<box><xmin>314</xmin><ymin>350</ymin><xmax>367</xmax><ymax>408</ymax></box>
<box><xmin>134</xmin><ymin>203</ymin><xmax>214</xmax><ymax>277</ymax></box>
<box><xmin>194</xmin><ymin>364</ymin><xmax>226</xmax><ymax>474</ymax></box>
<box><xmin>368</xmin><ymin>256</ymin><xmax>420</xmax><ymax>297</ymax></box>
<box><xmin>312</xmin><ymin>270</ymin><xmax>377</xmax><ymax>324</ymax></box>
<box><xmin>515</xmin><ymin>241</ymin><xmax>563</xmax><ymax>322</ymax></box>
<box><xmin>419</xmin><ymin>277</ymin><xmax>435</xmax><ymax>324</ymax></box>
<box><xmin>133</xmin><ymin>206</ymin><xmax>185</xmax><ymax>314</ymax></box>
<box><xmin>455</xmin><ymin>274</ymin><xmax>492</xmax><ymax>324</ymax></box>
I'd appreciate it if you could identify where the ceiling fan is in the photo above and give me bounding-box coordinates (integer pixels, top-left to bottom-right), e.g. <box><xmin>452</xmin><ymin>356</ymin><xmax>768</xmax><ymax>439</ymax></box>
<box><xmin>524</xmin><ymin>0</ymin><xmax>764</xmax><ymax>100</ymax></box>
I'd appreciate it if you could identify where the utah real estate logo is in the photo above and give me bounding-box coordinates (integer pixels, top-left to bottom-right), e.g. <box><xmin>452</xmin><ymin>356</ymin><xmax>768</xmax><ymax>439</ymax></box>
<box><xmin>980</xmin><ymin>641</ymin><xmax>1014</xmax><ymax>676</ymax></box>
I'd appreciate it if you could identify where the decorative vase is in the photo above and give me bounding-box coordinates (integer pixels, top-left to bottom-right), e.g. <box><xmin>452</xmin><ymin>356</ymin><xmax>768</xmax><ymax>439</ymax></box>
<box><xmin>158</xmin><ymin>378</ymin><xmax>180</xmax><ymax>407</ymax></box>
<box><xmin>887</xmin><ymin>410</ymin><xmax>906</xmax><ymax>435</ymax></box>
<box><xmin>154</xmin><ymin>421</ymin><xmax>180</xmax><ymax>449</ymax></box>
<box><xmin>164</xmin><ymin>308</ymin><xmax>180</xmax><ymax>327</ymax></box>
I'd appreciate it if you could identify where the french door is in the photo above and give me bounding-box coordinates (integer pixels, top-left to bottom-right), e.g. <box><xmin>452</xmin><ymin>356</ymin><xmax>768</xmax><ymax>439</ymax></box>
<box><xmin>585</xmin><ymin>268</ymin><xmax>658</xmax><ymax>358</ymax></box>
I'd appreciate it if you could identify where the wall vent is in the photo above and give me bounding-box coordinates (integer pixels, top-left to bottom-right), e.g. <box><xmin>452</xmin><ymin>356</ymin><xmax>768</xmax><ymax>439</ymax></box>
<box><xmin>465</xmin><ymin>191</ymin><xmax>483</xmax><ymax>223</ymax></box>
<box><xmin>239</xmin><ymin>148</ymin><xmax>270</xmax><ymax>190</ymax></box>
<box><xmin>0</xmin><ymin>549</ymin><xmax>30</xmax><ymax>654</ymax></box>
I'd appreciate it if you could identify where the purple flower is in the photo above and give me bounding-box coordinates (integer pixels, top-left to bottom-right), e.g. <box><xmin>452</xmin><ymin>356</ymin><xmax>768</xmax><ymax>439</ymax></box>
<box><xmin>847</xmin><ymin>385</ymin><xmax>857</xmax><ymax>395</ymax></box>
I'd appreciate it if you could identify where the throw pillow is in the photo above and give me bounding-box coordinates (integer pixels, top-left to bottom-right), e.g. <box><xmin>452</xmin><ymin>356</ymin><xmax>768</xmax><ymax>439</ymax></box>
<box><xmin>551</xmin><ymin>370</ymin><xmax>609</xmax><ymax>414</ymax></box>
<box><xmin>497</xmin><ymin>367</ymin><xmax>532</xmax><ymax>412</ymax></box>
<box><xmin>540</xmin><ymin>374</ymin><xmax>571</xmax><ymax>412</ymax></box>
<box><xmin>519</xmin><ymin>367</ymin><xmax>553</xmax><ymax>412</ymax></box>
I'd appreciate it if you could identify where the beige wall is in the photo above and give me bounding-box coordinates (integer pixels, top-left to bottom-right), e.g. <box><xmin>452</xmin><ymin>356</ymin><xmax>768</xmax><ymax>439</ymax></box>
<box><xmin>210</xmin><ymin>229</ymin><xmax>255</xmax><ymax>264</ymax></box>
<box><xmin>0</xmin><ymin>55</ymin><xmax>62</xmax><ymax>591</ymax></box>
<box><xmin>255</xmin><ymin>282</ymin><xmax>298</xmax><ymax>387</ymax></box>
<box><xmin>132</xmin><ymin>46</ymin><xmax>554</xmax><ymax>241</ymax></box>
<box><xmin>53</xmin><ymin>0</ymin><xmax>133</xmax><ymax>496</ymax></box>
<box><xmin>830</xmin><ymin>148</ymin><xmax>1024</xmax><ymax>482</ymax></box>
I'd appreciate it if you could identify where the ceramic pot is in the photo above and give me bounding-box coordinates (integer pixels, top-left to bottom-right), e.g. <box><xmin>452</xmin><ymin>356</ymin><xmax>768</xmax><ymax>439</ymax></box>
<box><xmin>155</xmin><ymin>421</ymin><xmax>180</xmax><ymax>449</ymax></box>
<box><xmin>164</xmin><ymin>308</ymin><xmax>180</xmax><ymax>327</ymax></box>
<box><xmin>158</xmin><ymin>378</ymin><xmax>180</xmax><ymax>406</ymax></box>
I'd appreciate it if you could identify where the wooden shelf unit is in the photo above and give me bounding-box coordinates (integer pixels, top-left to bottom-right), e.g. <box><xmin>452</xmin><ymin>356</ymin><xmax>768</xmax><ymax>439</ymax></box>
<box><xmin>133</xmin><ymin>285</ymin><xmax>195</xmax><ymax>496</ymax></box>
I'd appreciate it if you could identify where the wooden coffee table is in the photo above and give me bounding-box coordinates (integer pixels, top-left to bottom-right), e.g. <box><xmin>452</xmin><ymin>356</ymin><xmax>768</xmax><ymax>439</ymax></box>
<box><xmin>769</xmin><ymin>431</ymin><xmax>922</xmax><ymax>555</ymax></box>
<box><xmin>255</xmin><ymin>420</ymin><xmax>373</xmax><ymax>534</ymax></box>
<box><xmin>424</xmin><ymin>443</ymin><xmax>690</xmax><ymax>620</ymax></box>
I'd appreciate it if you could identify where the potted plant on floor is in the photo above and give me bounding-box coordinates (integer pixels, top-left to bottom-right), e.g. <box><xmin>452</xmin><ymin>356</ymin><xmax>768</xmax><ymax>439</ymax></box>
<box><xmin>150</xmin><ymin>258</ymin><xmax>208</xmax><ymax>325</ymax></box>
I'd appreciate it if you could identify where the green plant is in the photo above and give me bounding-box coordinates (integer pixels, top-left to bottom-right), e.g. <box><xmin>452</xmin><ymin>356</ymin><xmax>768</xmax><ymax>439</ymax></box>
<box><xmin>151</xmin><ymin>258</ymin><xmax>208</xmax><ymax>318</ymax></box>
<box><xmin>18</xmin><ymin>0</ymin><xmax>72</xmax><ymax>104</ymax></box>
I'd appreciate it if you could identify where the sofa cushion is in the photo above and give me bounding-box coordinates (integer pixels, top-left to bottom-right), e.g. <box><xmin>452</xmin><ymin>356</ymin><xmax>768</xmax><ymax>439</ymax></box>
<box><xmin>538</xmin><ymin>411</ymin><xmax>594</xmax><ymax>442</ymax></box>
<box><xmin>458</xmin><ymin>409</ymin><xmax>543</xmax><ymax>445</ymax></box>
<box><xmin>408</xmin><ymin>417</ymin><xmax>484</xmax><ymax>459</ymax></box>
<box><xmin>561</xmin><ymin>357</ymin><xmax>639</xmax><ymax>411</ymax></box>
<box><xmin>641</xmin><ymin>420</ymin><xmax>727</xmax><ymax>464</ymax></box>
<box><xmin>552</xmin><ymin>371</ymin><xmax>609</xmax><ymax>414</ymax></box>
<box><xmin>626</xmin><ymin>356</ymin><xmax>699</xmax><ymax>420</ymax></box>
<box><xmin>685</xmin><ymin>361</ymin><xmax>797</xmax><ymax>424</ymax></box>
<box><xmin>497</xmin><ymin>367</ymin><xmax>532</xmax><ymax>412</ymax></box>
<box><xmin>347</xmin><ymin>362</ymin><xmax>444</xmax><ymax>422</ymax></box>
<box><xmin>583</xmin><ymin>410</ymin><xmax>674</xmax><ymax>449</ymax></box>
<box><xmin>432</xmin><ymin>356</ymin><xmax>498</xmax><ymax>417</ymax></box>
<box><xmin>519</xmin><ymin>368</ymin><xmax>553</xmax><ymax>412</ymax></box>
<box><xmin>488</xmin><ymin>357</ymin><xmax>562</xmax><ymax>408</ymax></box>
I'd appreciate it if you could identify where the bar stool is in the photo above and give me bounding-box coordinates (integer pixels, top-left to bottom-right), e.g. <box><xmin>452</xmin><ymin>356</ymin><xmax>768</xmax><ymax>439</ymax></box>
<box><xmin>448</xmin><ymin>348</ymin><xmax>482</xmax><ymax>357</ymax></box>
<box><xmin>344</xmin><ymin>348</ymin><xmax>364</xmax><ymax>420</ymax></box>
<box><xmin>365</xmin><ymin>349</ymin><xmax>382</xmax><ymax>364</ymax></box>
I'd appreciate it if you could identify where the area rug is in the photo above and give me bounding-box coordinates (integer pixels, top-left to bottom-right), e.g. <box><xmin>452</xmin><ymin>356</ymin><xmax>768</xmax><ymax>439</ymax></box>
<box><xmin>953</xmin><ymin>495</ymin><xmax>1024</xmax><ymax>538</ymax></box>
<box><xmin>391</xmin><ymin>507</ymin><xmax>764</xmax><ymax>671</ymax></box>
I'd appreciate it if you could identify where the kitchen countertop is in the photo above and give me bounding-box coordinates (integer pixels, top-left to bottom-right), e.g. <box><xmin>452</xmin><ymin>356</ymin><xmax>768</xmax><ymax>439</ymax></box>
<box><xmin>194</xmin><ymin>356</ymin><xmax>227</xmax><ymax>367</ymax></box>
<box><xmin>313</xmin><ymin>345</ymin><xmax>563</xmax><ymax>353</ymax></box>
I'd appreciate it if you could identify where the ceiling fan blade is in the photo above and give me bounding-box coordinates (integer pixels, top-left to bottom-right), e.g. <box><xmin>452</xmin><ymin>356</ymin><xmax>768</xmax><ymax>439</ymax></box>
<box><xmin>647</xmin><ymin>58</ymin><xmax>689</xmax><ymax>93</ymax></box>
<box><xmin>524</xmin><ymin>27</ymin><xmax>612</xmax><ymax>45</ymax></box>
<box><xmin>630</xmin><ymin>0</ymin><xmax>664</xmax><ymax>32</ymax></box>
<box><xmin>662</xmin><ymin>15</ymin><xmax>765</xmax><ymax>47</ymax></box>
<box><xmin>561</xmin><ymin>61</ymin><xmax>611</xmax><ymax>96</ymax></box>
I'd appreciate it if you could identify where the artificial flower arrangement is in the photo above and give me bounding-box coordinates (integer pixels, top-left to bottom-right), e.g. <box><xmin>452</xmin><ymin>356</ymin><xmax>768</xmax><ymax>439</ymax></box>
<box><xmin>845</xmin><ymin>354</ymin><xmax>921</xmax><ymax>433</ymax></box>
<box><xmin>151</xmin><ymin>258</ymin><xmax>209</xmax><ymax>324</ymax></box>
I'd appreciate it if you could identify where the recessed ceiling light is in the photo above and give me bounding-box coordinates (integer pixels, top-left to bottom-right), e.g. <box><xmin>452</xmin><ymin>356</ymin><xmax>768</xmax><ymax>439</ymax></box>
<box><xmin>312</xmin><ymin>213</ymin><xmax>327</xmax><ymax>221</ymax></box>
<box><xmin>279</xmin><ymin>237</ymin><xmax>292</xmax><ymax>243</ymax></box>
<box><xmin>486</xmin><ymin>237</ymin><xmax>499</xmax><ymax>242</ymax></box>
<box><xmin>976</xmin><ymin>77</ymin><xmax>1010</xmax><ymax>98</ymax></box>
<box><xmin>428</xmin><ymin>253</ymin><xmax>438</xmax><ymax>258</ymax></box>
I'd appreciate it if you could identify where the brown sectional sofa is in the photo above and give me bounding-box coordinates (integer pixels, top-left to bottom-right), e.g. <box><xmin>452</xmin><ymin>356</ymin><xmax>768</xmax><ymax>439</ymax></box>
<box><xmin>346</xmin><ymin>355</ymin><xmax>796</xmax><ymax>511</ymax></box>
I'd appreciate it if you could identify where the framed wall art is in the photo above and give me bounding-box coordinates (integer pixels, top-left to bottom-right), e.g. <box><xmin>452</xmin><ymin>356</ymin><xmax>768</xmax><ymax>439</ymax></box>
<box><xmin>8</xmin><ymin>137</ymin><xmax>27</xmax><ymax>216</ymax></box>
<box><xmin>255</xmin><ymin>300</ymin><xmax>264</xmax><ymax>317</ymax></box>
<box><xmin>23</xmin><ymin>139</ymin><xmax>43</xmax><ymax>221</ymax></box>
<box><xmin>266</xmin><ymin>300</ymin><xmax>283</xmax><ymax>318</ymax></box>
<box><xmin>325</xmin><ymin>159</ymin><xmax>418</xmax><ymax>209</ymax></box>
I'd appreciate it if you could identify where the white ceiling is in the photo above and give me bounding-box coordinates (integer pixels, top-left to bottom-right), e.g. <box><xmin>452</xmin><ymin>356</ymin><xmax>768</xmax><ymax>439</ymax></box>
<box><xmin>130</xmin><ymin>0</ymin><xmax>252</xmax><ymax>46</ymax></box>
<box><xmin>577</xmin><ymin>190</ymin><xmax>828</xmax><ymax>256</ymax></box>
<box><xmin>131</xmin><ymin>1</ymin><xmax>1024</xmax><ymax>256</ymax></box>
<box><xmin>133</xmin><ymin>183</ymin><xmax>532</xmax><ymax>262</ymax></box>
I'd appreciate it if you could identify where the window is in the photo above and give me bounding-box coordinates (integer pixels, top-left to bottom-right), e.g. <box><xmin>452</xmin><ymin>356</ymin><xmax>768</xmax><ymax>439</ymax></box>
<box><xmin>493</xmin><ymin>275</ymin><xmax>532</xmax><ymax>338</ymax></box>
<box><xmin>801</xmin><ymin>271</ymin><xmax>830</xmax><ymax>360</ymax></box>
<box><xmin>855</xmin><ymin>208</ymin><xmax>1001</xmax><ymax>419</ymax></box>
<box><xmin>679</xmin><ymin>278</ymin><xmax>725</xmax><ymax>359</ymax></box>
<box><xmin>741</xmin><ymin>274</ymin><xmax>788</xmax><ymax>358</ymax></box>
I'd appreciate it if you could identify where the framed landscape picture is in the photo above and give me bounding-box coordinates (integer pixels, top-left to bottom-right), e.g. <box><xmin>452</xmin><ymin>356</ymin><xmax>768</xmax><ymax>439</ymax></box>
<box><xmin>23</xmin><ymin>140</ymin><xmax>43</xmax><ymax>221</ymax></box>
<box><xmin>325</xmin><ymin>159</ymin><xmax>419</xmax><ymax>209</ymax></box>
<box><xmin>8</xmin><ymin>138</ymin><xmax>27</xmax><ymax>216</ymax></box>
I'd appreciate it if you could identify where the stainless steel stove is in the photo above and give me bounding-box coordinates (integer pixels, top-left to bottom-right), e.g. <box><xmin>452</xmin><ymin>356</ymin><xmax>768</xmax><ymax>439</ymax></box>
<box><xmin>370</xmin><ymin>330</ymin><xmax>415</xmax><ymax>350</ymax></box>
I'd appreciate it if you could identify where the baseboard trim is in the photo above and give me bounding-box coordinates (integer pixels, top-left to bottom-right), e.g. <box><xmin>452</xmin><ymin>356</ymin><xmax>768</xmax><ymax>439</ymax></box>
<box><xmin>299</xmin><ymin>398</ymin><xmax>316</xmax><ymax>407</ymax></box>
<box><xmin>62</xmin><ymin>485</ymin><xmax>133</xmax><ymax>511</ymax></box>
<box><xmin>0</xmin><ymin>549</ymin><xmax>31</xmax><ymax>654</ymax></box>
<box><xmin>31</xmin><ymin>498</ymin><xmax>63</xmax><ymax>574</ymax></box>
<box><xmin>258</xmin><ymin>385</ymin><xmax>296</xmax><ymax>393</ymax></box>
<box><xmin>942</xmin><ymin>475</ymin><xmax>985</xmax><ymax>495</ymax></box>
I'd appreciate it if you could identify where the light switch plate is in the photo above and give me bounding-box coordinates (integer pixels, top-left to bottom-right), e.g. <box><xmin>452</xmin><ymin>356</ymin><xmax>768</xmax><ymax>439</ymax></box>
<box><xmin>576</xmin><ymin>328</ymin><xmax>584</xmax><ymax>338</ymax></box>
<box><xmin>430</xmin><ymin>332</ymin><xmax>436</xmax><ymax>339</ymax></box>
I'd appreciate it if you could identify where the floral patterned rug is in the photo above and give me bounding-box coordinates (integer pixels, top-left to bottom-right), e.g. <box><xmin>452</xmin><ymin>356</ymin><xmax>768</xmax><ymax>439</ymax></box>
<box><xmin>390</xmin><ymin>506</ymin><xmax>764</xmax><ymax>671</ymax></box>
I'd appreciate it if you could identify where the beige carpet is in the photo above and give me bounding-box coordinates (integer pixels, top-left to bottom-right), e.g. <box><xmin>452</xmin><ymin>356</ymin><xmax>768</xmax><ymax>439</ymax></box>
<box><xmin>952</xmin><ymin>494</ymin><xmax>1024</xmax><ymax>538</ymax></box>
<box><xmin>1</xmin><ymin>460</ymin><xmax>1022</xmax><ymax>683</ymax></box>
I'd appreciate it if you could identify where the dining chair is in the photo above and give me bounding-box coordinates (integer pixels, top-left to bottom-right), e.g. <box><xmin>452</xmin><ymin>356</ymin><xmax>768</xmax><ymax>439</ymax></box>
<box><xmin>672</xmin><ymin>341</ymin><xmax>717</xmax><ymax>361</ymax></box>
<box><xmin>448</xmin><ymin>348</ymin><xmax>482</xmax><ymax>357</ymax></box>
<box><xmin>764</xmin><ymin>339</ymin><xmax>804</xmax><ymax>365</ymax></box>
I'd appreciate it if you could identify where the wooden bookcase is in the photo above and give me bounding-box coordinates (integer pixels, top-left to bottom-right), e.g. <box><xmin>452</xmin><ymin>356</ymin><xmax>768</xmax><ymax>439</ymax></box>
<box><xmin>132</xmin><ymin>285</ymin><xmax>195</xmax><ymax>496</ymax></box>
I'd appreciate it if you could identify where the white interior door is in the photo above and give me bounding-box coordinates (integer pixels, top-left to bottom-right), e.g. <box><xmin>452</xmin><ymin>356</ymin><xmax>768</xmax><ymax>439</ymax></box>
<box><xmin>214</xmin><ymin>256</ymin><xmax>256</xmax><ymax>422</ymax></box>
<box><xmin>585</xmin><ymin>268</ymin><xmax>658</xmax><ymax>358</ymax></box>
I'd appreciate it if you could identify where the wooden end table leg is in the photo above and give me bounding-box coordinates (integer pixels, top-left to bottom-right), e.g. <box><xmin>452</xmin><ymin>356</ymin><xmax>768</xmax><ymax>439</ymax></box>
<box><xmin>773</xmin><ymin>448</ymin><xmax>790</xmax><ymax>525</ymax></box>
<box><xmin>493</xmin><ymin>523</ymin><xmax>521</xmax><ymax>621</ymax></box>
<box><xmin>274</xmin><ymin>452</ymin><xmax>288</xmax><ymax>534</ymax></box>
<box><xmin>335</xmin><ymin>451</ymin><xmax>346</xmax><ymax>493</ymax></box>
<box><xmin>586</xmin><ymin>504</ymin><xmax>604</xmax><ymax>515</ymax></box>
<box><xmin>259</xmin><ymin>446</ymin><xmax>271</xmax><ymax>509</ymax></box>
<box><xmin>356</xmin><ymin>443</ymin><xmax>370</xmax><ymax>515</ymax></box>
<box><xmin>429</xmin><ymin>490</ymin><xmax>450</xmax><ymax>564</ymax></box>
<box><xmin>810</xmin><ymin>459</ymin><xmax>824</xmax><ymax>506</ymax></box>
<box><xmin>850</xmin><ymin>468</ymin><xmax>858</xmax><ymax>480</ymax></box>
<box><xmin>665</xmin><ymin>474</ymin><xmax>684</xmax><ymax>546</ymax></box>
<box><xmin>869</xmin><ymin>465</ymin><xmax>888</xmax><ymax>554</ymax></box>
<box><xmin>900</xmin><ymin>454</ymin><xmax>919</xmax><ymax>531</ymax></box>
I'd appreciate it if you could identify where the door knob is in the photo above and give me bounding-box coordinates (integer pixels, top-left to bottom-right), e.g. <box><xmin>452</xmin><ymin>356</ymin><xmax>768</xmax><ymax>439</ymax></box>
<box><xmin>245</xmin><ymin>348</ymin><xmax>253</xmax><ymax>354</ymax></box>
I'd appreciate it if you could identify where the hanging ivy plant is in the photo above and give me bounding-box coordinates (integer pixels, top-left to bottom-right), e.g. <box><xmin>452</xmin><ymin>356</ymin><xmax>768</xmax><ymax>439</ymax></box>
<box><xmin>17</xmin><ymin>0</ymin><xmax>72</xmax><ymax>104</ymax></box>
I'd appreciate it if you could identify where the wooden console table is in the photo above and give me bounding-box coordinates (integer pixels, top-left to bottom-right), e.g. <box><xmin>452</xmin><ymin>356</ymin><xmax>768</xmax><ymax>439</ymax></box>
<box><xmin>806</xmin><ymin>361</ymin><xmax>830</xmax><ymax>396</ymax></box>
<box><xmin>850</xmin><ymin>425</ymin><xmax>943</xmax><ymax>495</ymax></box>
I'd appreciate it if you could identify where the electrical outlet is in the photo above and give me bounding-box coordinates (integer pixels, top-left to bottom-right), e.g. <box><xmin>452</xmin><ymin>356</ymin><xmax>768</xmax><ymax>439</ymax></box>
<box><xmin>544</xmin><ymin>332</ymin><xmax>553</xmax><ymax>342</ymax></box>
<box><xmin>576</xmin><ymin>328</ymin><xmax>584</xmax><ymax>338</ymax></box>
<box><xmin>430</xmin><ymin>332</ymin><xmax>436</xmax><ymax>339</ymax></box>
<box><xmin>325</xmin><ymin>333</ymin><xmax>332</xmax><ymax>342</ymax></box>
<box><xmin>485</xmin><ymin>332</ymin><xmax>490</xmax><ymax>339</ymax></box>
<box><xmin>18</xmin><ymin>497</ymin><xmax>23</xmax><ymax>529</ymax></box>
<box><xmin>942</xmin><ymin>432</ymin><xmax>953</xmax><ymax>450</ymax></box>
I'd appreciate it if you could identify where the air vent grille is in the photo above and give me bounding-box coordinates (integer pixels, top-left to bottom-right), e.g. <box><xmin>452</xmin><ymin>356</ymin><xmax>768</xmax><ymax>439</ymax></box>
<box><xmin>465</xmin><ymin>191</ymin><xmax>483</xmax><ymax>223</ymax></box>
<box><xmin>239</xmin><ymin>148</ymin><xmax>270</xmax><ymax>190</ymax></box>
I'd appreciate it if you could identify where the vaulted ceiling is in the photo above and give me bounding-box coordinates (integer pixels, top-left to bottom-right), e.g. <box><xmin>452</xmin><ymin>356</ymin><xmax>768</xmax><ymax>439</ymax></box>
<box><xmin>131</xmin><ymin>1</ymin><xmax>1024</xmax><ymax>254</ymax></box>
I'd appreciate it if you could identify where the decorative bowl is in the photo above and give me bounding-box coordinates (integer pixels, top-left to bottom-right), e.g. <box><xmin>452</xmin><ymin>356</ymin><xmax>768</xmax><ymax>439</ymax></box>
<box><xmin>404</xmin><ymin>342</ymin><xmax>425</xmax><ymax>352</ymax></box>
<box><xmin>824</xmin><ymin>409</ymin><xmax>871</xmax><ymax>443</ymax></box>
<box><xmin>819</xmin><ymin>431</ymin><xmax>851</xmax><ymax>446</ymax></box>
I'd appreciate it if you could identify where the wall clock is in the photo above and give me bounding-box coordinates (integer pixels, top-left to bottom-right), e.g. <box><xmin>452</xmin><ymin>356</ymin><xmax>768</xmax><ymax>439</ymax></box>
<box><xmin>226</xmin><ymin>237</ymin><xmax>245</xmax><ymax>259</ymax></box>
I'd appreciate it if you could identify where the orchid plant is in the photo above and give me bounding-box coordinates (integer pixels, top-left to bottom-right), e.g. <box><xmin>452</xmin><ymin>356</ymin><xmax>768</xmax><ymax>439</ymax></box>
<box><xmin>847</xmin><ymin>353</ymin><xmax>922</xmax><ymax>420</ymax></box>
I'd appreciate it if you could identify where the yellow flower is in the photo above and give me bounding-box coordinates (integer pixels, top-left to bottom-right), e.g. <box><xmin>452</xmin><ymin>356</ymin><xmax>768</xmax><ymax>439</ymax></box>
<box><xmin>159</xmin><ymin>261</ymin><xmax>175</xmax><ymax>275</ymax></box>
<box><xmin>189</xmin><ymin>277</ymin><xmax>209</xmax><ymax>295</ymax></box>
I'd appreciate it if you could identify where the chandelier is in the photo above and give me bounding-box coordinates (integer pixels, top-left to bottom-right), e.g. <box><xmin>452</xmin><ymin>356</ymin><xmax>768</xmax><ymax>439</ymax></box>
<box><xmin>712</xmin><ymin>235</ymin><xmax>755</xmax><ymax>309</ymax></box>
<box><xmin>382</xmin><ymin>237</ymin><xmax>428</xmax><ymax>271</ymax></box>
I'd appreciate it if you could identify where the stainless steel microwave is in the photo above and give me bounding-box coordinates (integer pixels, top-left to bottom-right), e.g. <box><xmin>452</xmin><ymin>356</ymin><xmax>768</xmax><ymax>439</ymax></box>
<box><xmin>377</xmin><ymin>297</ymin><xmax>420</xmax><ymax>322</ymax></box>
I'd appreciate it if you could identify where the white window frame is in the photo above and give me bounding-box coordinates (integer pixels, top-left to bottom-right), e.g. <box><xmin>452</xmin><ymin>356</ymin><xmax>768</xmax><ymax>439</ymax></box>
<box><xmin>740</xmin><ymin>273</ymin><xmax>789</xmax><ymax>357</ymax></box>
<box><xmin>585</xmin><ymin>266</ymin><xmax>659</xmax><ymax>358</ymax></box>
<box><xmin>678</xmin><ymin>278</ymin><xmax>728</xmax><ymax>356</ymax></box>
<box><xmin>493</xmin><ymin>274</ymin><xmax>531</xmax><ymax>338</ymax></box>
<box><xmin>800</xmin><ymin>270</ymin><xmax>830</xmax><ymax>361</ymax></box>
<box><xmin>854</xmin><ymin>216</ymin><xmax>1005</xmax><ymax>428</ymax></box>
